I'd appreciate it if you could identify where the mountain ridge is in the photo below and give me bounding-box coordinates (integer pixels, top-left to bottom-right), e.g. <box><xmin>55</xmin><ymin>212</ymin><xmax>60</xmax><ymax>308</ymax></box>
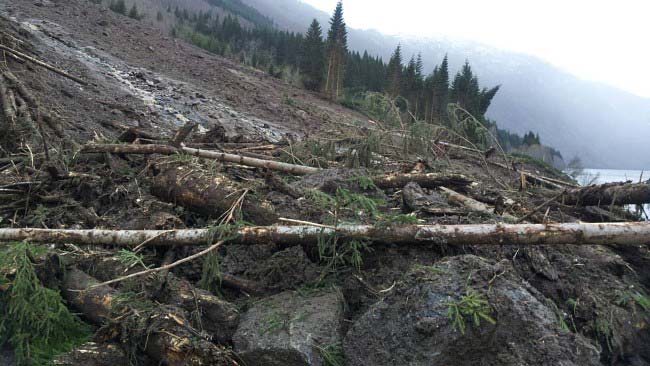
<box><xmin>243</xmin><ymin>0</ymin><xmax>650</xmax><ymax>169</ymax></box>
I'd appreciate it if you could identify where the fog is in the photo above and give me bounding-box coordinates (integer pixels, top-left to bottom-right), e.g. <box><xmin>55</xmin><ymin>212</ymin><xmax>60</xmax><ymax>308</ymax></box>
<box><xmin>301</xmin><ymin>0</ymin><xmax>650</xmax><ymax>99</ymax></box>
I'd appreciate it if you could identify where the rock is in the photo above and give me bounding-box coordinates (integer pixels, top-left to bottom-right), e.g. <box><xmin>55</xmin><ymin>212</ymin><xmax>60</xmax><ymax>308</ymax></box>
<box><xmin>402</xmin><ymin>181</ymin><xmax>449</xmax><ymax>212</ymax></box>
<box><xmin>233</xmin><ymin>290</ymin><xmax>344</xmax><ymax>366</ymax></box>
<box><xmin>344</xmin><ymin>255</ymin><xmax>600</xmax><ymax>366</ymax></box>
<box><xmin>221</xmin><ymin>246</ymin><xmax>319</xmax><ymax>291</ymax></box>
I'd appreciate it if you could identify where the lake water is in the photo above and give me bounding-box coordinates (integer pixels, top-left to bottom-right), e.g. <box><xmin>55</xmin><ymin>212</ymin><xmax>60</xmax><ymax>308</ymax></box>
<box><xmin>577</xmin><ymin>168</ymin><xmax>647</xmax><ymax>186</ymax></box>
<box><xmin>576</xmin><ymin>168</ymin><xmax>648</xmax><ymax>219</ymax></box>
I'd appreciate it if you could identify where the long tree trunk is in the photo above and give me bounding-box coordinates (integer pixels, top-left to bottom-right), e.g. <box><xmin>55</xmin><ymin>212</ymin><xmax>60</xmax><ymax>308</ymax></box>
<box><xmin>562</xmin><ymin>182</ymin><xmax>650</xmax><ymax>206</ymax></box>
<box><xmin>3</xmin><ymin>222</ymin><xmax>650</xmax><ymax>248</ymax></box>
<box><xmin>82</xmin><ymin>144</ymin><xmax>473</xmax><ymax>191</ymax></box>
<box><xmin>151</xmin><ymin>166</ymin><xmax>278</xmax><ymax>225</ymax></box>
<box><xmin>373</xmin><ymin>173</ymin><xmax>473</xmax><ymax>189</ymax></box>
<box><xmin>85</xmin><ymin>256</ymin><xmax>240</xmax><ymax>343</ymax></box>
<box><xmin>61</xmin><ymin>268</ymin><xmax>236</xmax><ymax>366</ymax></box>
<box><xmin>439</xmin><ymin>186</ymin><xmax>517</xmax><ymax>221</ymax></box>
<box><xmin>81</xmin><ymin>144</ymin><xmax>320</xmax><ymax>175</ymax></box>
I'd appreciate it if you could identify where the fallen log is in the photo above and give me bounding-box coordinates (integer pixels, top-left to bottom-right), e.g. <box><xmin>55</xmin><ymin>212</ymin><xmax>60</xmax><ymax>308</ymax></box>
<box><xmin>82</xmin><ymin>144</ymin><xmax>474</xmax><ymax>190</ymax></box>
<box><xmin>86</xmin><ymin>256</ymin><xmax>239</xmax><ymax>343</ymax></box>
<box><xmin>0</xmin><ymin>44</ymin><xmax>88</xmax><ymax>85</ymax></box>
<box><xmin>81</xmin><ymin>143</ymin><xmax>320</xmax><ymax>175</ymax></box>
<box><xmin>562</xmin><ymin>182</ymin><xmax>650</xmax><ymax>206</ymax></box>
<box><xmin>372</xmin><ymin>172</ymin><xmax>474</xmax><ymax>190</ymax></box>
<box><xmin>151</xmin><ymin>166</ymin><xmax>278</xmax><ymax>225</ymax></box>
<box><xmin>439</xmin><ymin>186</ymin><xmax>518</xmax><ymax>221</ymax></box>
<box><xmin>3</xmin><ymin>222</ymin><xmax>650</xmax><ymax>247</ymax></box>
<box><xmin>53</xmin><ymin>342</ymin><xmax>128</xmax><ymax>366</ymax></box>
<box><xmin>61</xmin><ymin>268</ymin><xmax>236</xmax><ymax>366</ymax></box>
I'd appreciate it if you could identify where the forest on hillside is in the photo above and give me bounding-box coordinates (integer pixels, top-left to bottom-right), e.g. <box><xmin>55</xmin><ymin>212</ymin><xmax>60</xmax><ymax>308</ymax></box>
<box><xmin>108</xmin><ymin>0</ymin><xmax>556</xmax><ymax>156</ymax></box>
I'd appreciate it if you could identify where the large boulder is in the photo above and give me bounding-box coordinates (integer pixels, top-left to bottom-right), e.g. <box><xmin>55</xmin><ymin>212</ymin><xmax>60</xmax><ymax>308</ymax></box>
<box><xmin>233</xmin><ymin>289</ymin><xmax>344</xmax><ymax>366</ymax></box>
<box><xmin>344</xmin><ymin>255</ymin><xmax>600</xmax><ymax>366</ymax></box>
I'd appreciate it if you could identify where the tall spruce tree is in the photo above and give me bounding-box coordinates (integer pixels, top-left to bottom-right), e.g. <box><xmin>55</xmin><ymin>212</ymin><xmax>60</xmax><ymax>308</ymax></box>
<box><xmin>386</xmin><ymin>44</ymin><xmax>403</xmax><ymax>97</ymax></box>
<box><xmin>431</xmin><ymin>54</ymin><xmax>450</xmax><ymax>121</ymax></box>
<box><xmin>301</xmin><ymin>19</ymin><xmax>325</xmax><ymax>91</ymax></box>
<box><xmin>324</xmin><ymin>1</ymin><xmax>348</xmax><ymax>100</ymax></box>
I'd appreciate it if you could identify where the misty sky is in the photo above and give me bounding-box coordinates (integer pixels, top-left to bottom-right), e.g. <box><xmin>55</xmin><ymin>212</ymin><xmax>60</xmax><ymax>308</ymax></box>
<box><xmin>301</xmin><ymin>0</ymin><xmax>650</xmax><ymax>98</ymax></box>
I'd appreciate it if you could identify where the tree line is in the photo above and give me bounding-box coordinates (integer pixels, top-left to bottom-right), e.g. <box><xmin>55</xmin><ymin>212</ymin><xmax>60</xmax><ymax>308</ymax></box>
<box><xmin>160</xmin><ymin>1</ymin><xmax>545</xmax><ymax>150</ymax></box>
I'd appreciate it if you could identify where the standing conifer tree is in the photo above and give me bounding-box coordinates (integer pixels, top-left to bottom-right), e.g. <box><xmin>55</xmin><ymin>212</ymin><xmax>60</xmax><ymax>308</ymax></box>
<box><xmin>324</xmin><ymin>2</ymin><xmax>348</xmax><ymax>100</ymax></box>
<box><xmin>386</xmin><ymin>44</ymin><xmax>403</xmax><ymax>97</ymax></box>
<box><xmin>302</xmin><ymin>19</ymin><xmax>325</xmax><ymax>91</ymax></box>
<box><xmin>431</xmin><ymin>54</ymin><xmax>450</xmax><ymax>121</ymax></box>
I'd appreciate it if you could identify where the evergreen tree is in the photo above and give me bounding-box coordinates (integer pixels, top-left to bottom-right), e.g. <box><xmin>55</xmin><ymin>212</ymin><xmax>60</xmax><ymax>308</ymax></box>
<box><xmin>478</xmin><ymin>85</ymin><xmax>501</xmax><ymax>115</ymax></box>
<box><xmin>109</xmin><ymin>0</ymin><xmax>127</xmax><ymax>15</ymax></box>
<box><xmin>450</xmin><ymin>60</ymin><xmax>481</xmax><ymax>115</ymax></box>
<box><xmin>324</xmin><ymin>1</ymin><xmax>348</xmax><ymax>100</ymax></box>
<box><xmin>128</xmin><ymin>3</ymin><xmax>140</xmax><ymax>19</ymax></box>
<box><xmin>385</xmin><ymin>44</ymin><xmax>403</xmax><ymax>97</ymax></box>
<box><xmin>431</xmin><ymin>54</ymin><xmax>450</xmax><ymax>121</ymax></box>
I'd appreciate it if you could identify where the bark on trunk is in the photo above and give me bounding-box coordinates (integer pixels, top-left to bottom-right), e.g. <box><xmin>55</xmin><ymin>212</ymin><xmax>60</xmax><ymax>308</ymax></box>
<box><xmin>85</xmin><ymin>257</ymin><xmax>240</xmax><ymax>343</ymax></box>
<box><xmin>373</xmin><ymin>173</ymin><xmax>473</xmax><ymax>190</ymax></box>
<box><xmin>4</xmin><ymin>222</ymin><xmax>650</xmax><ymax>247</ymax></box>
<box><xmin>151</xmin><ymin>166</ymin><xmax>278</xmax><ymax>225</ymax></box>
<box><xmin>439</xmin><ymin>187</ymin><xmax>518</xmax><ymax>221</ymax></box>
<box><xmin>81</xmin><ymin>144</ymin><xmax>320</xmax><ymax>175</ymax></box>
<box><xmin>563</xmin><ymin>182</ymin><xmax>650</xmax><ymax>206</ymax></box>
<box><xmin>53</xmin><ymin>342</ymin><xmax>128</xmax><ymax>366</ymax></box>
<box><xmin>61</xmin><ymin>268</ymin><xmax>236</xmax><ymax>366</ymax></box>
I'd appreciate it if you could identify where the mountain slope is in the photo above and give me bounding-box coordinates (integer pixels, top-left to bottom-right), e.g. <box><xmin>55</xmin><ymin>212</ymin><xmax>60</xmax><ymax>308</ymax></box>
<box><xmin>244</xmin><ymin>0</ymin><xmax>650</xmax><ymax>169</ymax></box>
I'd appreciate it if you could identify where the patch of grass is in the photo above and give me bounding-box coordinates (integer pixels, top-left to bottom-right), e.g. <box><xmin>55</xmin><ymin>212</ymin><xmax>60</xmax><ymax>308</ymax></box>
<box><xmin>170</xmin><ymin>152</ymin><xmax>195</xmax><ymax>163</ymax></box>
<box><xmin>595</xmin><ymin>318</ymin><xmax>615</xmax><ymax>352</ymax></box>
<box><xmin>376</xmin><ymin>213</ymin><xmax>420</xmax><ymax>228</ymax></box>
<box><xmin>260</xmin><ymin>313</ymin><xmax>285</xmax><ymax>335</ymax></box>
<box><xmin>316</xmin><ymin>343</ymin><xmax>345</xmax><ymax>366</ymax></box>
<box><xmin>0</xmin><ymin>243</ymin><xmax>91</xmax><ymax>365</ymax></box>
<box><xmin>446</xmin><ymin>288</ymin><xmax>496</xmax><ymax>335</ymax></box>
<box><xmin>633</xmin><ymin>292</ymin><xmax>650</xmax><ymax>312</ymax></box>
<box><xmin>347</xmin><ymin>175</ymin><xmax>377</xmax><ymax>191</ymax></box>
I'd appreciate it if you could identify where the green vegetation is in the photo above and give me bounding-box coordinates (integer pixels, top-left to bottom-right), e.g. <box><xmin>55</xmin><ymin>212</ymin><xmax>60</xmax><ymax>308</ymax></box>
<box><xmin>159</xmin><ymin>0</ymin><xmax>546</xmax><ymax>151</ymax></box>
<box><xmin>260</xmin><ymin>313</ymin><xmax>285</xmax><ymax>335</ymax></box>
<box><xmin>446</xmin><ymin>288</ymin><xmax>496</xmax><ymax>335</ymax></box>
<box><xmin>108</xmin><ymin>0</ymin><xmax>126</xmax><ymax>15</ymax></box>
<box><xmin>0</xmin><ymin>243</ymin><xmax>91</xmax><ymax>365</ymax></box>
<box><xmin>316</xmin><ymin>343</ymin><xmax>345</xmax><ymax>366</ymax></box>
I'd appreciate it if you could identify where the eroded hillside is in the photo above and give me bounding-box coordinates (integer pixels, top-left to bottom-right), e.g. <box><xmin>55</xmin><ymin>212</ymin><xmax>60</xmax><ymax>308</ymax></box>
<box><xmin>0</xmin><ymin>1</ymin><xmax>649</xmax><ymax>365</ymax></box>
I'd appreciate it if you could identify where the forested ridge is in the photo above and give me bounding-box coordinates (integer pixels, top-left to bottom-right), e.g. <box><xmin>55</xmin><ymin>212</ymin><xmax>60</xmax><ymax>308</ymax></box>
<box><xmin>120</xmin><ymin>0</ymin><xmax>551</xmax><ymax>152</ymax></box>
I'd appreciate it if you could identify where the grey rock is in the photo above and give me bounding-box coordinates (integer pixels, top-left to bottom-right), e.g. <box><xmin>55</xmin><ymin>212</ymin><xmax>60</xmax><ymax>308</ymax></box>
<box><xmin>344</xmin><ymin>255</ymin><xmax>600</xmax><ymax>366</ymax></box>
<box><xmin>233</xmin><ymin>289</ymin><xmax>344</xmax><ymax>366</ymax></box>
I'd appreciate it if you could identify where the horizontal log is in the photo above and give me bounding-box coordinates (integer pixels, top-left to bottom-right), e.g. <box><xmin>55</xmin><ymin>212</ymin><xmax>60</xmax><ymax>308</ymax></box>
<box><xmin>151</xmin><ymin>166</ymin><xmax>278</xmax><ymax>225</ymax></box>
<box><xmin>62</xmin><ymin>269</ymin><xmax>235</xmax><ymax>365</ymax></box>
<box><xmin>2</xmin><ymin>222</ymin><xmax>650</xmax><ymax>247</ymax></box>
<box><xmin>81</xmin><ymin>144</ymin><xmax>319</xmax><ymax>175</ymax></box>
<box><xmin>563</xmin><ymin>182</ymin><xmax>650</xmax><ymax>206</ymax></box>
<box><xmin>372</xmin><ymin>172</ymin><xmax>474</xmax><ymax>190</ymax></box>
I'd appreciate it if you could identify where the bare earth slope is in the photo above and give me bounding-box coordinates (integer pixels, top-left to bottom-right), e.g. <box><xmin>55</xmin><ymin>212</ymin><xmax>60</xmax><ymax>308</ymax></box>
<box><xmin>0</xmin><ymin>1</ymin><xmax>649</xmax><ymax>366</ymax></box>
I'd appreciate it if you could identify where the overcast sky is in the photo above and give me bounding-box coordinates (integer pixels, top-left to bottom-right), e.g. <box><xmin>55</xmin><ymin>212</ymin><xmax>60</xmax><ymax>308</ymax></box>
<box><xmin>300</xmin><ymin>0</ymin><xmax>650</xmax><ymax>98</ymax></box>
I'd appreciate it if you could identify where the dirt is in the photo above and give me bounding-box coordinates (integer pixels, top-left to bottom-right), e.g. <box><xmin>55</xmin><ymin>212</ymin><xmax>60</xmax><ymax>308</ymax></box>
<box><xmin>0</xmin><ymin>0</ymin><xmax>649</xmax><ymax>365</ymax></box>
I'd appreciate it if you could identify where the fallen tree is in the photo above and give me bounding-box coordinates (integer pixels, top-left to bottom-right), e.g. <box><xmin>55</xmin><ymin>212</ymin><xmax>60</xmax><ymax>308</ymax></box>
<box><xmin>439</xmin><ymin>186</ymin><xmax>519</xmax><ymax>221</ymax></box>
<box><xmin>151</xmin><ymin>166</ymin><xmax>278</xmax><ymax>225</ymax></box>
<box><xmin>372</xmin><ymin>172</ymin><xmax>473</xmax><ymax>190</ymax></box>
<box><xmin>81</xmin><ymin>143</ymin><xmax>320</xmax><ymax>175</ymax></box>
<box><xmin>2</xmin><ymin>222</ymin><xmax>650</xmax><ymax>247</ymax></box>
<box><xmin>61</xmin><ymin>268</ymin><xmax>237</xmax><ymax>366</ymax></box>
<box><xmin>82</xmin><ymin>143</ymin><xmax>474</xmax><ymax>189</ymax></box>
<box><xmin>562</xmin><ymin>182</ymin><xmax>650</xmax><ymax>206</ymax></box>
